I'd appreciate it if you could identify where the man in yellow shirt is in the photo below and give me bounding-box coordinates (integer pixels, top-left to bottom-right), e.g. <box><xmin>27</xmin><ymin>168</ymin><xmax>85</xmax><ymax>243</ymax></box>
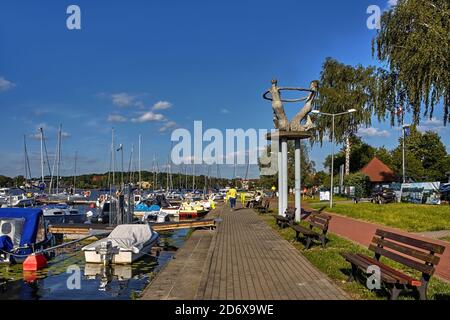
<box><xmin>227</xmin><ymin>186</ymin><xmax>237</xmax><ymax>211</ymax></box>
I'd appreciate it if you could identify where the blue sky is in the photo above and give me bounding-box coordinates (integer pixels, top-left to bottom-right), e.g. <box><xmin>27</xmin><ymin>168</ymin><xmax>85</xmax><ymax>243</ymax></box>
<box><xmin>0</xmin><ymin>0</ymin><xmax>448</xmax><ymax>179</ymax></box>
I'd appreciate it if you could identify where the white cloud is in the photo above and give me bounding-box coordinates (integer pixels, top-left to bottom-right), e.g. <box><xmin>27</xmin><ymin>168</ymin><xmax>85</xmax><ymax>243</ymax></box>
<box><xmin>417</xmin><ymin>117</ymin><xmax>445</xmax><ymax>133</ymax></box>
<box><xmin>29</xmin><ymin>133</ymin><xmax>42</xmax><ymax>140</ymax></box>
<box><xmin>0</xmin><ymin>77</ymin><xmax>16</xmax><ymax>92</ymax></box>
<box><xmin>107</xmin><ymin>114</ymin><xmax>127</xmax><ymax>123</ymax></box>
<box><xmin>221</xmin><ymin>108</ymin><xmax>230</xmax><ymax>114</ymax></box>
<box><xmin>152</xmin><ymin>101</ymin><xmax>173</xmax><ymax>110</ymax></box>
<box><xmin>387</xmin><ymin>0</ymin><xmax>398</xmax><ymax>7</ymax></box>
<box><xmin>111</xmin><ymin>93</ymin><xmax>136</xmax><ymax>107</ymax></box>
<box><xmin>61</xmin><ymin>131</ymin><xmax>71</xmax><ymax>138</ymax></box>
<box><xmin>358</xmin><ymin>127</ymin><xmax>390</xmax><ymax>138</ymax></box>
<box><xmin>132</xmin><ymin>111</ymin><xmax>165</xmax><ymax>123</ymax></box>
<box><xmin>159</xmin><ymin>121</ymin><xmax>177</xmax><ymax>132</ymax></box>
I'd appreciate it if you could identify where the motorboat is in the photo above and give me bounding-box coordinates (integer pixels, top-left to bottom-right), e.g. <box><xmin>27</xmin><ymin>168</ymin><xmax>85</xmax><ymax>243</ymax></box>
<box><xmin>134</xmin><ymin>202</ymin><xmax>170</xmax><ymax>223</ymax></box>
<box><xmin>0</xmin><ymin>188</ymin><xmax>35</xmax><ymax>208</ymax></box>
<box><xmin>82</xmin><ymin>223</ymin><xmax>159</xmax><ymax>264</ymax></box>
<box><xmin>41</xmin><ymin>204</ymin><xmax>87</xmax><ymax>224</ymax></box>
<box><xmin>0</xmin><ymin>208</ymin><xmax>54</xmax><ymax>263</ymax></box>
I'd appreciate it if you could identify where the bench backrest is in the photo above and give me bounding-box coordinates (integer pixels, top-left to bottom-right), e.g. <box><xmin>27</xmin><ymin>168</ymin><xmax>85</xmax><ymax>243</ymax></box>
<box><xmin>369</xmin><ymin>229</ymin><xmax>446</xmax><ymax>276</ymax></box>
<box><xmin>308</xmin><ymin>213</ymin><xmax>331</xmax><ymax>232</ymax></box>
<box><xmin>285</xmin><ymin>207</ymin><xmax>296</xmax><ymax>220</ymax></box>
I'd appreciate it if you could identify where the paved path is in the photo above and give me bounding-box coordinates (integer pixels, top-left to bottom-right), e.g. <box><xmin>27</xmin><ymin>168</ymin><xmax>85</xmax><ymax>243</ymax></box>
<box><xmin>196</xmin><ymin>206</ymin><xmax>348</xmax><ymax>300</ymax></box>
<box><xmin>412</xmin><ymin>230</ymin><xmax>450</xmax><ymax>240</ymax></box>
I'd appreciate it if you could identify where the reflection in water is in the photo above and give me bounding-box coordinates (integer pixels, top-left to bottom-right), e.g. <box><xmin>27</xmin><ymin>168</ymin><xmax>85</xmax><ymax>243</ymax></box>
<box><xmin>0</xmin><ymin>228</ymin><xmax>190</xmax><ymax>300</ymax></box>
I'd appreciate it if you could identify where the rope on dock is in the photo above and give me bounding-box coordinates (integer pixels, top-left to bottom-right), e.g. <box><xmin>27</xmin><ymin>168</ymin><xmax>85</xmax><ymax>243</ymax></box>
<box><xmin>1</xmin><ymin>232</ymin><xmax>110</xmax><ymax>258</ymax></box>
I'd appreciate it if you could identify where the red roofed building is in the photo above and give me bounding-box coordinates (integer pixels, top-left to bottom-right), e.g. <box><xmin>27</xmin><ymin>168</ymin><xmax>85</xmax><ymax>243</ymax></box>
<box><xmin>360</xmin><ymin>157</ymin><xmax>396</xmax><ymax>185</ymax></box>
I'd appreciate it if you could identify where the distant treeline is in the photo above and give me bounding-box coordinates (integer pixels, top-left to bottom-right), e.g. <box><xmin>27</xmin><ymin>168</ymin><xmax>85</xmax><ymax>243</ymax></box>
<box><xmin>0</xmin><ymin>171</ymin><xmax>257</xmax><ymax>190</ymax></box>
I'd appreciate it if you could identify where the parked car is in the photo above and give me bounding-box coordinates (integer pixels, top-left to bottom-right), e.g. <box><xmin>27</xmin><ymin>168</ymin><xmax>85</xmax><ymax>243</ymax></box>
<box><xmin>371</xmin><ymin>188</ymin><xmax>396</xmax><ymax>204</ymax></box>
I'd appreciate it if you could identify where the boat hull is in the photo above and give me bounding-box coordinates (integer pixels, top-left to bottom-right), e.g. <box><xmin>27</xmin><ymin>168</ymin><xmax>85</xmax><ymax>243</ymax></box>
<box><xmin>83</xmin><ymin>233</ymin><xmax>159</xmax><ymax>264</ymax></box>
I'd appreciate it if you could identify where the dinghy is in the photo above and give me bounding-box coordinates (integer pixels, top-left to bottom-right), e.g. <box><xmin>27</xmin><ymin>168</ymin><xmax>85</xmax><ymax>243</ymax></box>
<box><xmin>82</xmin><ymin>224</ymin><xmax>159</xmax><ymax>264</ymax></box>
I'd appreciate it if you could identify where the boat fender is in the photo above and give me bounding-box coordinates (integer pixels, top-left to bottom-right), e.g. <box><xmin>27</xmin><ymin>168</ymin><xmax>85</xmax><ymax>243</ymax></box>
<box><xmin>23</xmin><ymin>253</ymin><xmax>47</xmax><ymax>271</ymax></box>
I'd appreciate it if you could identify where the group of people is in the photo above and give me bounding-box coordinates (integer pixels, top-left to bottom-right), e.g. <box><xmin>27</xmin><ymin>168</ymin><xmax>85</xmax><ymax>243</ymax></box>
<box><xmin>225</xmin><ymin>187</ymin><xmax>265</xmax><ymax>211</ymax></box>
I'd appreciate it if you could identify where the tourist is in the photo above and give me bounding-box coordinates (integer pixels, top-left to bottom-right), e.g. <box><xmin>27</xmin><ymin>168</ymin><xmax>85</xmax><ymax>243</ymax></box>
<box><xmin>246</xmin><ymin>191</ymin><xmax>262</xmax><ymax>208</ymax></box>
<box><xmin>240</xmin><ymin>191</ymin><xmax>246</xmax><ymax>205</ymax></box>
<box><xmin>227</xmin><ymin>186</ymin><xmax>237</xmax><ymax>211</ymax></box>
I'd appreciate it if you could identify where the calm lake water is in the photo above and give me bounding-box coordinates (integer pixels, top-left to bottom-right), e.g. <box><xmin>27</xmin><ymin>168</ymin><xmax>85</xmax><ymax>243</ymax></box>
<box><xmin>0</xmin><ymin>228</ymin><xmax>189</xmax><ymax>300</ymax></box>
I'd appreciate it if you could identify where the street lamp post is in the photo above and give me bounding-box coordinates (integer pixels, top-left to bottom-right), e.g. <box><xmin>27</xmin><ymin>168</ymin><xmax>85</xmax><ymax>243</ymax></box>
<box><xmin>402</xmin><ymin>124</ymin><xmax>411</xmax><ymax>183</ymax></box>
<box><xmin>312</xmin><ymin>109</ymin><xmax>356</xmax><ymax>208</ymax></box>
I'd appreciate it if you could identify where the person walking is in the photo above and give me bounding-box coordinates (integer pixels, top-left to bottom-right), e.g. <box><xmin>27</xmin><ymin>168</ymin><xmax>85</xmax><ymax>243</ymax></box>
<box><xmin>240</xmin><ymin>191</ymin><xmax>246</xmax><ymax>205</ymax></box>
<box><xmin>227</xmin><ymin>186</ymin><xmax>237</xmax><ymax>211</ymax></box>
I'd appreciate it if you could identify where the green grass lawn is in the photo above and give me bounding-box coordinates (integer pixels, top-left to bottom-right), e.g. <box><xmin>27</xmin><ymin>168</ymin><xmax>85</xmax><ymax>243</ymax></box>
<box><xmin>287</xmin><ymin>195</ymin><xmax>348</xmax><ymax>204</ymax></box>
<box><xmin>258</xmin><ymin>213</ymin><xmax>450</xmax><ymax>300</ymax></box>
<box><xmin>440</xmin><ymin>236</ymin><xmax>450</xmax><ymax>243</ymax></box>
<box><xmin>310</xmin><ymin>202</ymin><xmax>450</xmax><ymax>232</ymax></box>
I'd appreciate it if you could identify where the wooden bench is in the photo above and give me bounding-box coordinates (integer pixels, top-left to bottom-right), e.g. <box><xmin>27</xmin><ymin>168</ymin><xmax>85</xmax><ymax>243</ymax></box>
<box><xmin>275</xmin><ymin>207</ymin><xmax>296</xmax><ymax>228</ymax></box>
<box><xmin>255</xmin><ymin>199</ymin><xmax>271</xmax><ymax>214</ymax></box>
<box><xmin>341</xmin><ymin>229</ymin><xmax>446</xmax><ymax>300</ymax></box>
<box><xmin>291</xmin><ymin>213</ymin><xmax>331</xmax><ymax>249</ymax></box>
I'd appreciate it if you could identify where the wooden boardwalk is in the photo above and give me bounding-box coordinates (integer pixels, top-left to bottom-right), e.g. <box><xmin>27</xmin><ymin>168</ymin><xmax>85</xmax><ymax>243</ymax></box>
<box><xmin>141</xmin><ymin>229</ymin><xmax>214</xmax><ymax>300</ymax></box>
<box><xmin>195</xmin><ymin>206</ymin><xmax>347</xmax><ymax>300</ymax></box>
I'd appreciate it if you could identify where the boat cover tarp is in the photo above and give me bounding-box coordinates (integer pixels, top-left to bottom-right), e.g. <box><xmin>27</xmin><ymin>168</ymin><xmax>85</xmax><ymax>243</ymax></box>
<box><xmin>135</xmin><ymin>203</ymin><xmax>160</xmax><ymax>212</ymax></box>
<box><xmin>0</xmin><ymin>235</ymin><xmax>13</xmax><ymax>252</ymax></box>
<box><xmin>0</xmin><ymin>208</ymin><xmax>42</xmax><ymax>247</ymax></box>
<box><xmin>83</xmin><ymin>224</ymin><xmax>154</xmax><ymax>252</ymax></box>
<box><xmin>440</xmin><ymin>183</ymin><xmax>450</xmax><ymax>193</ymax></box>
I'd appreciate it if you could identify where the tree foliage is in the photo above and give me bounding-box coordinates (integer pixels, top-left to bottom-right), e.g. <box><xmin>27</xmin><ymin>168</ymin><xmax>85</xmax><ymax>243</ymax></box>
<box><xmin>343</xmin><ymin>173</ymin><xmax>371</xmax><ymax>198</ymax></box>
<box><xmin>390</xmin><ymin>126</ymin><xmax>449</xmax><ymax>181</ymax></box>
<box><xmin>373</xmin><ymin>0</ymin><xmax>450</xmax><ymax>125</ymax></box>
<box><xmin>313</xmin><ymin>58</ymin><xmax>380</xmax><ymax>144</ymax></box>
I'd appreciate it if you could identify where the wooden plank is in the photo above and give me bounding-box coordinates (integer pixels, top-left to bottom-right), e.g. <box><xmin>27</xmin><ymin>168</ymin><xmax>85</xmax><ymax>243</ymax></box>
<box><xmin>372</xmin><ymin>236</ymin><xmax>440</xmax><ymax>265</ymax></box>
<box><xmin>356</xmin><ymin>254</ymin><xmax>422</xmax><ymax>286</ymax></box>
<box><xmin>341</xmin><ymin>252</ymin><xmax>400</xmax><ymax>284</ymax></box>
<box><xmin>197</xmin><ymin>206</ymin><xmax>347</xmax><ymax>300</ymax></box>
<box><xmin>369</xmin><ymin>244</ymin><xmax>435</xmax><ymax>275</ymax></box>
<box><xmin>375</xmin><ymin>229</ymin><xmax>445</xmax><ymax>254</ymax></box>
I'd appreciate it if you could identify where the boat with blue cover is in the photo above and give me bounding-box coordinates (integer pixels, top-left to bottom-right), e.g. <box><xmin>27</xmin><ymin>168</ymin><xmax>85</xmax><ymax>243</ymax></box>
<box><xmin>0</xmin><ymin>208</ymin><xmax>54</xmax><ymax>264</ymax></box>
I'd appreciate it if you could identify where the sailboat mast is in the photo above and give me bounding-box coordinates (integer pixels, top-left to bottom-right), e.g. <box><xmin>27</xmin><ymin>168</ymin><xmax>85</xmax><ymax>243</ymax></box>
<box><xmin>40</xmin><ymin>127</ymin><xmax>44</xmax><ymax>184</ymax></box>
<box><xmin>138</xmin><ymin>134</ymin><xmax>141</xmax><ymax>187</ymax></box>
<box><xmin>56</xmin><ymin>124</ymin><xmax>62</xmax><ymax>194</ymax></box>
<box><xmin>112</xmin><ymin>128</ymin><xmax>115</xmax><ymax>189</ymax></box>
<box><xmin>73</xmin><ymin>151</ymin><xmax>78</xmax><ymax>191</ymax></box>
<box><xmin>192</xmin><ymin>162</ymin><xmax>195</xmax><ymax>191</ymax></box>
<box><xmin>23</xmin><ymin>135</ymin><xmax>32</xmax><ymax>183</ymax></box>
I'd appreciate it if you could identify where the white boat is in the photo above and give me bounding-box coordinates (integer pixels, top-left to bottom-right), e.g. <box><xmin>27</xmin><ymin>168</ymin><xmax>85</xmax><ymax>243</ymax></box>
<box><xmin>82</xmin><ymin>224</ymin><xmax>159</xmax><ymax>264</ymax></box>
<box><xmin>0</xmin><ymin>188</ymin><xmax>35</xmax><ymax>207</ymax></box>
<box><xmin>42</xmin><ymin>204</ymin><xmax>86</xmax><ymax>224</ymax></box>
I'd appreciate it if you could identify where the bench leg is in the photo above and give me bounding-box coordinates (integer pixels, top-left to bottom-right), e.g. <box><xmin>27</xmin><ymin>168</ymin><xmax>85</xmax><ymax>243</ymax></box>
<box><xmin>418</xmin><ymin>275</ymin><xmax>430</xmax><ymax>300</ymax></box>
<box><xmin>305</xmin><ymin>237</ymin><xmax>312</xmax><ymax>249</ymax></box>
<box><xmin>320</xmin><ymin>235</ymin><xmax>326</xmax><ymax>248</ymax></box>
<box><xmin>417</xmin><ymin>285</ymin><xmax>428</xmax><ymax>300</ymax></box>
<box><xmin>390</xmin><ymin>285</ymin><xmax>402</xmax><ymax>300</ymax></box>
<box><xmin>347</xmin><ymin>263</ymin><xmax>357</xmax><ymax>282</ymax></box>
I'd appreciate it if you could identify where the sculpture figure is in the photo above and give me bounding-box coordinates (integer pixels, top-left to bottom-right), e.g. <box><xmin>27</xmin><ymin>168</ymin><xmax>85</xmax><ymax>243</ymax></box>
<box><xmin>263</xmin><ymin>79</ymin><xmax>318</xmax><ymax>132</ymax></box>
